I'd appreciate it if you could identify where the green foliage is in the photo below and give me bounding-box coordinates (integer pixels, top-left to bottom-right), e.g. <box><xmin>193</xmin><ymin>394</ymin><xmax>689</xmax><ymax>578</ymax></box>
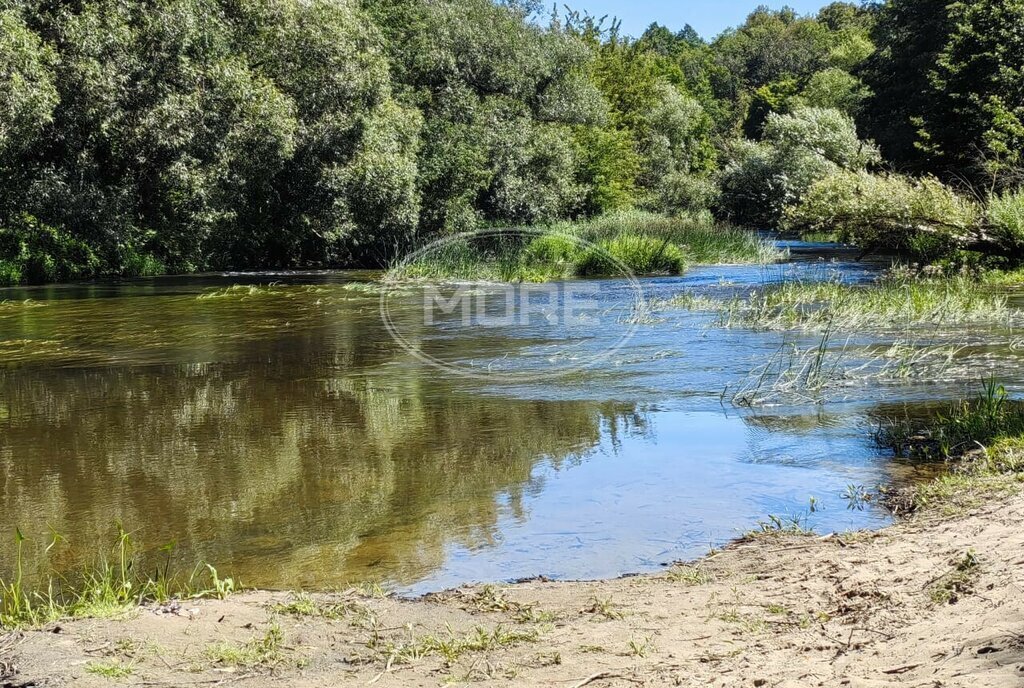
<box><xmin>860</xmin><ymin>0</ymin><xmax>953</xmax><ymax>167</ymax></box>
<box><xmin>571</xmin><ymin>125</ymin><xmax>639</xmax><ymax>215</ymax></box>
<box><xmin>686</xmin><ymin>274</ymin><xmax>1010</xmax><ymax>333</ymax></box>
<box><xmin>0</xmin><ymin>0</ymin><xmax>1017</xmax><ymax>280</ymax></box>
<box><xmin>796</xmin><ymin>68</ymin><xmax>871</xmax><ymax>115</ymax></box>
<box><xmin>0</xmin><ymin>9</ymin><xmax>58</xmax><ymax>158</ymax></box>
<box><xmin>0</xmin><ymin>524</ymin><xmax>240</xmax><ymax>629</ymax></box>
<box><xmin>925</xmin><ymin>0</ymin><xmax>1024</xmax><ymax>188</ymax></box>
<box><xmin>788</xmin><ymin>171</ymin><xmax>981</xmax><ymax>259</ymax></box>
<box><xmin>393</xmin><ymin>211</ymin><xmax>777</xmax><ymax>282</ymax></box>
<box><xmin>763</xmin><ymin>107</ymin><xmax>879</xmax><ymax>169</ymax></box>
<box><xmin>0</xmin><ymin>216</ymin><xmax>100</xmax><ymax>284</ymax></box>
<box><xmin>722</xmin><ymin>107</ymin><xmax>877</xmax><ymax>227</ymax></box>
<box><xmin>987</xmin><ymin>190</ymin><xmax>1024</xmax><ymax>246</ymax></box>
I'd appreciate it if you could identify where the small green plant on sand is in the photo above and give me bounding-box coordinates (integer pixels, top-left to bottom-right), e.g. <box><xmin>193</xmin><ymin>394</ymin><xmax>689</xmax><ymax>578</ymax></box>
<box><xmin>205</xmin><ymin>622</ymin><xmax>290</xmax><ymax>668</ymax></box>
<box><xmin>85</xmin><ymin>660</ymin><xmax>135</xmax><ymax>679</ymax></box>
<box><xmin>584</xmin><ymin>596</ymin><xmax>623</xmax><ymax>620</ymax></box>
<box><xmin>667</xmin><ymin>564</ymin><xmax>714</xmax><ymax>585</ymax></box>
<box><xmin>928</xmin><ymin>551</ymin><xmax>980</xmax><ymax>605</ymax></box>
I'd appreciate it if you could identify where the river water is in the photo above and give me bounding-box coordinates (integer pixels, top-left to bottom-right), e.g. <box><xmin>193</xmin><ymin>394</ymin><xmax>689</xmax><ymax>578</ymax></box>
<box><xmin>0</xmin><ymin>241</ymin><xmax>1019</xmax><ymax>593</ymax></box>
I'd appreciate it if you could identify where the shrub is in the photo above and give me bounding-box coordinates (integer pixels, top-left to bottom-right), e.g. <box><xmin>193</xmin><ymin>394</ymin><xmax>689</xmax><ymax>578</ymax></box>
<box><xmin>0</xmin><ymin>217</ymin><xmax>101</xmax><ymax>284</ymax></box>
<box><xmin>0</xmin><ymin>260</ymin><xmax>21</xmax><ymax>286</ymax></box>
<box><xmin>720</xmin><ymin>107</ymin><xmax>880</xmax><ymax>227</ymax></box>
<box><xmin>646</xmin><ymin>173</ymin><xmax>721</xmax><ymax>214</ymax></box>
<box><xmin>762</xmin><ymin>107</ymin><xmax>880</xmax><ymax>170</ymax></box>
<box><xmin>118</xmin><ymin>246</ymin><xmax>167</xmax><ymax>278</ymax></box>
<box><xmin>787</xmin><ymin>171</ymin><xmax>981</xmax><ymax>260</ymax></box>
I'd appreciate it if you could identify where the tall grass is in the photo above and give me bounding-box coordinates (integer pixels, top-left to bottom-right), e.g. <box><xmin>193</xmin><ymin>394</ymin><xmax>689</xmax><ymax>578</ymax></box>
<box><xmin>390</xmin><ymin>210</ymin><xmax>782</xmax><ymax>283</ymax></box>
<box><xmin>726</xmin><ymin>329</ymin><xmax>963</xmax><ymax>406</ymax></box>
<box><xmin>0</xmin><ymin>524</ymin><xmax>236</xmax><ymax>629</ymax></box>
<box><xmin>552</xmin><ymin>210</ymin><xmax>782</xmax><ymax>265</ymax></box>
<box><xmin>878</xmin><ymin>379</ymin><xmax>1024</xmax><ymax>459</ymax></box>
<box><xmin>673</xmin><ymin>274</ymin><xmax>1014</xmax><ymax>332</ymax></box>
<box><xmin>987</xmin><ymin>190</ymin><xmax>1024</xmax><ymax>245</ymax></box>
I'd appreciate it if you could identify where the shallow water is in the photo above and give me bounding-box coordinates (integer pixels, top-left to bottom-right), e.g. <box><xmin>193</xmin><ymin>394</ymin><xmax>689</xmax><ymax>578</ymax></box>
<box><xmin>0</xmin><ymin>242</ymin><xmax>1020</xmax><ymax>593</ymax></box>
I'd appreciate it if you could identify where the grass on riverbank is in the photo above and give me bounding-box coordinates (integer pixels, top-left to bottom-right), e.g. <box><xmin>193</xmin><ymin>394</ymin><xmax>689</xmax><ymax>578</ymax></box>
<box><xmin>0</xmin><ymin>525</ymin><xmax>236</xmax><ymax>629</ymax></box>
<box><xmin>390</xmin><ymin>210</ymin><xmax>781</xmax><ymax>283</ymax></box>
<box><xmin>670</xmin><ymin>274</ymin><xmax>1014</xmax><ymax>332</ymax></box>
<box><xmin>878</xmin><ymin>380</ymin><xmax>1024</xmax><ymax>514</ymax></box>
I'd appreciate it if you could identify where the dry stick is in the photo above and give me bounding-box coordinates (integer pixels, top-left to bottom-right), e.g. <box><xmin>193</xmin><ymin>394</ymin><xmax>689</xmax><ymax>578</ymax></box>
<box><xmin>367</xmin><ymin>653</ymin><xmax>394</xmax><ymax>685</ymax></box>
<box><xmin>569</xmin><ymin>673</ymin><xmax>629</xmax><ymax>688</ymax></box>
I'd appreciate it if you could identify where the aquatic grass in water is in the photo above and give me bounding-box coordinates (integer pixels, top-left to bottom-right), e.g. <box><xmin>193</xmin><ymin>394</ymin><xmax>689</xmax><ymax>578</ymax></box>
<box><xmin>728</xmin><ymin>328</ymin><xmax>966</xmax><ymax>407</ymax></box>
<box><xmin>878</xmin><ymin>379</ymin><xmax>1024</xmax><ymax>459</ymax></box>
<box><xmin>670</xmin><ymin>275</ymin><xmax>1014</xmax><ymax>332</ymax></box>
<box><xmin>575</xmin><ymin>235</ymin><xmax>685</xmax><ymax>276</ymax></box>
<box><xmin>553</xmin><ymin>210</ymin><xmax>783</xmax><ymax>265</ymax></box>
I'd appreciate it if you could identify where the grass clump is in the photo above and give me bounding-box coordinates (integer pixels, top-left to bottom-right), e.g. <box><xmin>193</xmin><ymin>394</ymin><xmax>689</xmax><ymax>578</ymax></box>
<box><xmin>371</xmin><ymin>625</ymin><xmax>538</xmax><ymax>666</ymax></box>
<box><xmin>196</xmin><ymin>284</ymin><xmax>289</xmax><ymax>300</ymax></box>
<box><xmin>272</xmin><ymin>593</ymin><xmax>369</xmax><ymax>622</ymax></box>
<box><xmin>745</xmin><ymin>498</ymin><xmax>820</xmax><ymax>538</ymax></box>
<box><xmin>987</xmin><ymin>189</ymin><xmax>1024</xmax><ymax>246</ymax></box>
<box><xmin>459</xmin><ymin>585</ymin><xmax>557</xmax><ymax>624</ymax></box>
<box><xmin>85</xmin><ymin>660</ymin><xmax>135</xmax><ymax>679</ymax></box>
<box><xmin>584</xmin><ymin>596</ymin><xmax>623</xmax><ymax>620</ymax></box>
<box><xmin>0</xmin><ymin>524</ymin><xmax>239</xmax><ymax>630</ymax></box>
<box><xmin>575</xmin><ymin>234</ymin><xmax>684</xmax><ymax>276</ymax></box>
<box><xmin>879</xmin><ymin>379</ymin><xmax>1024</xmax><ymax>459</ymax></box>
<box><xmin>672</xmin><ymin>274</ymin><xmax>1014</xmax><ymax>333</ymax></box>
<box><xmin>205</xmin><ymin>622</ymin><xmax>292</xmax><ymax>669</ymax></box>
<box><xmin>559</xmin><ymin>210</ymin><xmax>781</xmax><ymax>265</ymax></box>
<box><xmin>879</xmin><ymin>380</ymin><xmax>1024</xmax><ymax>514</ymax></box>
<box><xmin>666</xmin><ymin>564</ymin><xmax>714</xmax><ymax>585</ymax></box>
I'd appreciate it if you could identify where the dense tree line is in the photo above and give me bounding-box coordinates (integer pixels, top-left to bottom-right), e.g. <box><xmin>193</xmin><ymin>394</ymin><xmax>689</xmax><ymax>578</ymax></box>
<box><xmin>0</xmin><ymin>0</ymin><xmax>1022</xmax><ymax>284</ymax></box>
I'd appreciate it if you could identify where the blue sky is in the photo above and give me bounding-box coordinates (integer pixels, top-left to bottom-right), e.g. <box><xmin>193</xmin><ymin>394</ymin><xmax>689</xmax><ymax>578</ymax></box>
<box><xmin>568</xmin><ymin>1</ymin><xmax>833</xmax><ymax>39</ymax></box>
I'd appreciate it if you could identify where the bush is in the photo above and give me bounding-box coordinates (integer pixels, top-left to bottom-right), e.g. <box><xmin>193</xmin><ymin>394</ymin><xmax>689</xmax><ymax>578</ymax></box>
<box><xmin>0</xmin><ymin>260</ymin><xmax>21</xmax><ymax>286</ymax></box>
<box><xmin>787</xmin><ymin>171</ymin><xmax>981</xmax><ymax>259</ymax></box>
<box><xmin>794</xmin><ymin>69</ymin><xmax>871</xmax><ymax>116</ymax></box>
<box><xmin>0</xmin><ymin>217</ymin><xmax>101</xmax><ymax>284</ymax></box>
<box><xmin>720</xmin><ymin>107</ymin><xmax>880</xmax><ymax>227</ymax></box>
<box><xmin>117</xmin><ymin>246</ymin><xmax>167</xmax><ymax>278</ymax></box>
<box><xmin>645</xmin><ymin>173</ymin><xmax>721</xmax><ymax>214</ymax></box>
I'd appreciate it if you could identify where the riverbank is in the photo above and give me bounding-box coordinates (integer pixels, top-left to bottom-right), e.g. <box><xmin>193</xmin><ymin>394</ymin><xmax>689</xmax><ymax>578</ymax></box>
<box><xmin>4</xmin><ymin>485</ymin><xmax>1022</xmax><ymax>687</ymax></box>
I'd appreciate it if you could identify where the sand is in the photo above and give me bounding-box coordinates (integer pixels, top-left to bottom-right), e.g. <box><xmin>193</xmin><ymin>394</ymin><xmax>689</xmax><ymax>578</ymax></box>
<box><xmin>3</xmin><ymin>491</ymin><xmax>1024</xmax><ymax>687</ymax></box>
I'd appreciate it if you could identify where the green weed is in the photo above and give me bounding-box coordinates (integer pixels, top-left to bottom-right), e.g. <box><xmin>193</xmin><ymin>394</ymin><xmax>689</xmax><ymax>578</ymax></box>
<box><xmin>205</xmin><ymin>621</ymin><xmax>291</xmax><ymax>668</ymax></box>
<box><xmin>928</xmin><ymin>551</ymin><xmax>980</xmax><ymax>605</ymax></box>
<box><xmin>85</xmin><ymin>660</ymin><xmax>135</xmax><ymax>679</ymax></box>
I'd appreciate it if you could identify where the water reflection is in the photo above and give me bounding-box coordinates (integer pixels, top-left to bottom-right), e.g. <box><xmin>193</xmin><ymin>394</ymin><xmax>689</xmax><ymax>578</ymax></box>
<box><xmin>0</xmin><ymin>286</ymin><xmax>644</xmax><ymax>586</ymax></box>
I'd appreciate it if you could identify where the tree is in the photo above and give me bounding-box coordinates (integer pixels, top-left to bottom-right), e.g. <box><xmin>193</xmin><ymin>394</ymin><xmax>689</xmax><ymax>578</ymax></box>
<box><xmin>721</xmin><ymin>107</ymin><xmax>879</xmax><ymax>226</ymax></box>
<box><xmin>859</xmin><ymin>0</ymin><xmax>953</xmax><ymax>168</ymax></box>
<box><xmin>925</xmin><ymin>0</ymin><xmax>1024</xmax><ymax>190</ymax></box>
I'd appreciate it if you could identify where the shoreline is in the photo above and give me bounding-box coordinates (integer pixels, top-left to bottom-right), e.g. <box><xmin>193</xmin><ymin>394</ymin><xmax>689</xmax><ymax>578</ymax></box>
<box><xmin>4</xmin><ymin>489</ymin><xmax>1023</xmax><ymax>687</ymax></box>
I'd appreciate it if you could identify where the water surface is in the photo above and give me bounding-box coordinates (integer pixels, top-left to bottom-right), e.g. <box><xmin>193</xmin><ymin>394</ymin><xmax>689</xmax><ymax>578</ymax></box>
<box><xmin>0</xmin><ymin>243</ymin><xmax>1018</xmax><ymax>592</ymax></box>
